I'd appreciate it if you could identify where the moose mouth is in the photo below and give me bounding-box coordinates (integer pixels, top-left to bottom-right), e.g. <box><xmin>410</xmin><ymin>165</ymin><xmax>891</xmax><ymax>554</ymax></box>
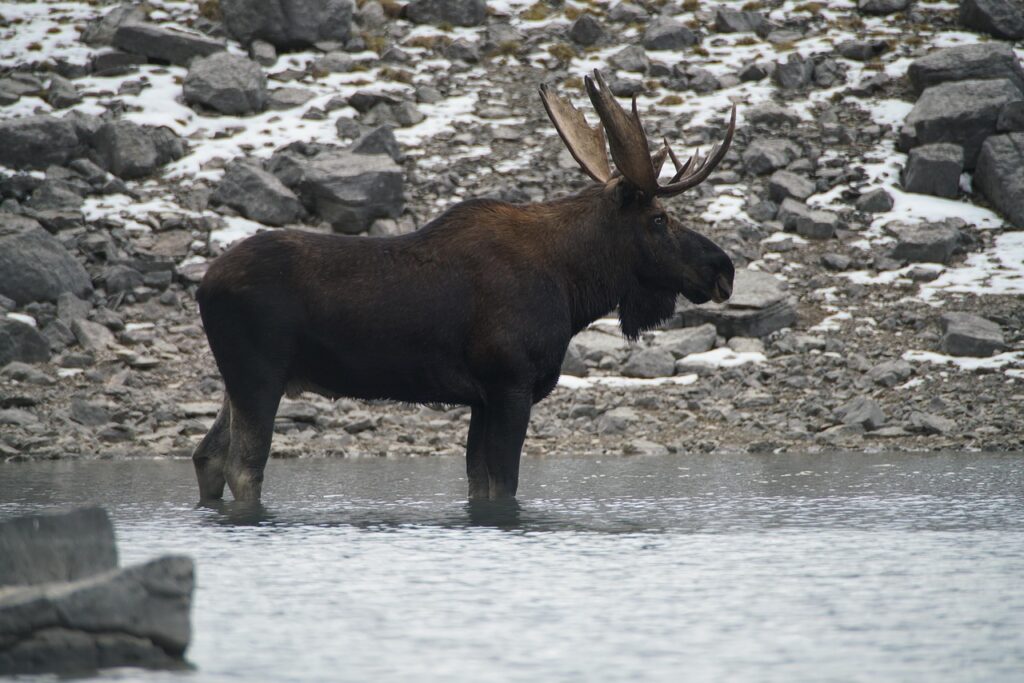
<box><xmin>710</xmin><ymin>273</ymin><xmax>733</xmax><ymax>304</ymax></box>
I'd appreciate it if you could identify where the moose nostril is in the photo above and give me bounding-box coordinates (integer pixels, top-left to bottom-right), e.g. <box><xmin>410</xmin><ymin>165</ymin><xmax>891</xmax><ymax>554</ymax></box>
<box><xmin>714</xmin><ymin>273</ymin><xmax>732</xmax><ymax>302</ymax></box>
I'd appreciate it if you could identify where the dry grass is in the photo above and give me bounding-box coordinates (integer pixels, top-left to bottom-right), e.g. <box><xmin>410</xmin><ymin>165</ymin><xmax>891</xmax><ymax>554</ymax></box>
<box><xmin>547</xmin><ymin>42</ymin><xmax>576</xmax><ymax>63</ymax></box>
<box><xmin>741</xmin><ymin>1</ymin><xmax>765</xmax><ymax>9</ymax></box>
<box><xmin>563</xmin><ymin>75</ymin><xmax>584</xmax><ymax>91</ymax></box>
<box><xmin>404</xmin><ymin>34</ymin><xmax>451</xmax><ymax>50</ymax></box>
<box><xmin>691</xmin><ymin>45</ymin><xmax>709</xmax><ymax>57</ymax></box>
<box><xmin>520</xmin><ymin>2</ymin><xmax>553</xmax><ymax>21</ymax></box>
<box><xmin>793</xmin><ymin>2</ymin><xmax>825</xmax><ymax>14</ymax></box>
<box><xmin>198</xmin><ymin>0</ymin><xmax>221</xmax><ymax>21</ymax></box>
<box><xmin>379</xmin><ymin>67</ymin><xmax>414</xmax><ymax>83</ymax></box>
<box><xmin>735</xmin><ymin>36</ymin><xmax>758</xmax><ymax>46</ymax></box>
<box><xmin>683</xmin><ymin>0</ymin><xmax>700</xmax><ymax>11</ymax></box>
<box><xmin>659</xmin><ymin>95</ymin><xmax>684</xmax><ymax>106</ymax></box>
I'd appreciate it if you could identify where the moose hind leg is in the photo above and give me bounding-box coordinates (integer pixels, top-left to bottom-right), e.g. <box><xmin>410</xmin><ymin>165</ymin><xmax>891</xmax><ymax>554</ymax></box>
<box><xmin>192</xmin><ymin>397</ymin><xmax>231</xmax><ymax>501</ymax></box>
<box><xmin>482</xmin><ymin>393</ymin><xmax>532</xmax><ymax>499</ymax></box>
<box><xmin>225</xmin><ymin>391</ymin><xmax>281</xmax><ymax>502</ymax></box>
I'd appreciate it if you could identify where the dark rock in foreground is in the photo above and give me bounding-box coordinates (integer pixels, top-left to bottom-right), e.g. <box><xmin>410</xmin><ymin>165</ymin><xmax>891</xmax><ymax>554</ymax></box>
<box><xmin>890</xmin><ymin>221</ymin><xmax>960</xmax><ymax>264</ymax></box>
<box><xmin>975</xmin><ymin>132</ymin><xmax>1024</xmax><ymax>227</ymax></box>
<box><xmin>183</xmin><ymin>52</ymin><xmax>267</xmax><ymax>115</ymax></box>
<box><xmin>0</xmin><ymin>318</ymin><xmax>51</xmax><ymax>366</ymax></box>
<box><xmin>210</xmin><ymin>159</ymin><xmax>305</xmax><ymax>226</ymax></box>
<box><xmin>0</xmin><ymin>508</ymin><xmax>193</xmax><ymax>676</ymax></box>
<box><xmin>940</xmin><ymin>312</ymin><xmax>1006</xmax><ymax>357</ymax></box>
<box><xmin>112</xmin><ymin>23</ymin><xmax>225</xmax><ymax>67</ymax></box>
<box><xmin>92</xmin><ymin>120</ymin><xmax>183</xmax><ymax>180</ymax></box>
<box><xmin>0</xmin><ymin>218</ymin><xmax>92</xmax><ymax>305</ymax></box>
<box><xmin>959</xmin><ymin>0</ymin><xmax>1024</xmax><ymax>39</ymax></box>
<box><xmin>221</xmin><ymin>0</ymin><xmax>354</xmax><ymax>48</ymax></box>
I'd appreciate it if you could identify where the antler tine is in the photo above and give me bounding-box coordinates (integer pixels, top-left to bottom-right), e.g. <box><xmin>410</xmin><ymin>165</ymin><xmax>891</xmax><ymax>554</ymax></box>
<box><xmin>538</xmin><ymin>82</ymin><xmax>612</xmax><ymax>184</ymax></box>
<box><xmin>584</xmin><ymin>70</ymin><xmax>658</xmax><ymax>195</ymax></box>
<box><xmin>651</xmin><ymin>142</ymin><xmax>670</xmax><ymax>178</ymax></box>
<box><xmin>657</xmin><ymin>105</ymin><xmax>737</xmax><ymax>197</ymax></box>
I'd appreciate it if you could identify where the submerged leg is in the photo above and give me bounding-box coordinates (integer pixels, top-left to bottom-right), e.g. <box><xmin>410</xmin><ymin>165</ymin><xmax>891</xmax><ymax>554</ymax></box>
<box><xmin>192</xmin><ymin>397</ymin><xmax>231</xmax><ymax>501</ymax></box>
<box><xmin>224</xmin><ymin>391</ymin><xmax>281</xmax><ymax>502</ymax></box>
<box><xmin>466</xmin><ymin>405</ymin><xmax>489</xmax><ymax>500</ymax></box>
<box><xmin>481</xmin><ymin>393</ymin><xmax>532</xmax><ymax>499</ymax></box>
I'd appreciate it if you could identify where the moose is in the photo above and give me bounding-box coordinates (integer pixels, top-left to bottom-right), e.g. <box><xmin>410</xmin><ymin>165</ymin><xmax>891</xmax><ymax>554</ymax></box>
<box><xmin>193</xmin><ymin>70</ymin><xmax>736</xmax><ymax>503</ymax></box>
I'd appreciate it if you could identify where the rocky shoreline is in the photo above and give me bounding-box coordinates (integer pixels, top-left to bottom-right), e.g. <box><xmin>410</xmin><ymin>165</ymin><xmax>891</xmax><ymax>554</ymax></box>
<box><xmin>1</xmin><ymin>0</ymin><xmax>1023</xmax><ymax>466</ymax></box>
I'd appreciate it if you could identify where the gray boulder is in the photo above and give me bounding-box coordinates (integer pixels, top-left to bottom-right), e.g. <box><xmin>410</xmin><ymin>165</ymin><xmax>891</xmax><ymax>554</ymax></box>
<box><xmin>890</xmin><ymin>221</ymin><xmax>960</xmax><ymax>264</ymax></box>
<box><xmin>901</xmin><ymin>78</ymin><xmax>1022</xmax><ymax>169</ymax></box>
<box><xmin>404</xmin><ymin>0</ymin><xmax>487</xmax><ymax>27</ymax></box>
<box><xmin>221</xmin><ymin>0</ymin><xmax>354</xmax><ymax>48</ymax></box>
<box><xmin>975</xmin><ymin>132</ymin><xmax>1024</xmax><ymax>227</ymax></box>
<box><xmin>867</xmin><ymin>359</ymin><xmax>913</xmax><ymax>387</ymax></box>
<box><xmin>858</xmin><ymin>0</ymin><xmax>909</xmax><ymax>14</ymax></box>
<box><xmin>652</xmin><ymin>323</ymin><xmax>717</xmax><ymax>358</ymax></box>
<box><xmin>742</xmin><ymin>138</ymin><xmax>800</xmax><ymax>175</ymax></box>
<box><xmin>795</xmin><ymin>209</ymin><xmax>839</xmax><ymax>240</ymax></box>
<box><xmin>0</xmin><ymin>116</ymin><xmax>80</xmax><ymax>170</ymax></box>
<box><xmin>903</xmin><ymin>143</ymin><xmax>963</xmax><ymax>198</ymax></box>
<box><xmin>210</xmin><ymin>160</ymin><xmax>305</xmax><ymax>226</ymax></box>
<box><xmin>0</xmin><ymin>319</ymin><xmax>51</xmax><ymax>366</ymax></box>
<box><xmin>572</xmin><ymin>328</ymin><xmax>630</xmax><ymax>362</ymax></box>
<box><xmin>0</xmin><ymin>508</ymin><xmax>193</xmax><ymax>676</ymax></box>
<box><xmin>46</xmin><ymin>75</ymin><xmax>82</xmax><ymax>109</ymax></box>
<box><xmin>773</xmin><ymin>55</ymin><xmax>814</xmax><ymax>90</ymax></box>
<box><xmin>669</xmin><ymin>270</ymin><xmax>797</xmax><ymax>338</ymax></box>
<box><xmin>908</xmin><ymin>42</ymin><xmax>1024</xmax><ymax>96</ymax></box>
<box><xmin>269</xmin><ymin>147</ymin><xmax>404</xmax><ymax>233</ymax></box>
<box><xmin>837</xmin><ymin>39</ymin><xmax>888</xmax><ymax>61</ymax></box>
<box><xmin>0</xmin><ymin>220</ymin><xmax>92</xmax><ymax>305</ymax></box>
<box><xmin>349</xmin><ymin>125</ymin><xmax>404</xmax><ymax>162</ymax></box>
<box><xmin>940</xmin><ymin>312</ymin><xmax>1006</xmax><ymax>357</ymax></box>
<box><xmin>642</xmin><ymin>17</ymin><xmax>697</xmax><ymax>50</ymax></box>
<box><xmin>960</xmin><ymin>0</ymin><xmax>1024</xmax><ymax>39</ymax></box>
<box><xmin>747</xmin><ymin>103</ymin><xmax>801</xmax><ymax>128</ymax></box>
<box><xmin>92</xmin><ymin>121</ymin><xmax>163</xmax><ymax>179</ymax></box>
<box><xmin>622</xmin><ymin>347</ymin><xmax>675</xmax><ymax>378</ymax></box>
<box><xmin>560</xmin><ymin>343</ymin><xmax>587</xmax><ymax>377</ymax></box>
<box><xmin>609</xmin><ymin>44</ymin><xmax>649</xmax><ymax>73</ymax></box>
<box><xmin>835</xmin><ymin>397</ymin><xmax>885</xmax><ymax>431</ymax></box>
<box><xmin>768</xmin><ymin>170</ymin><xmax>815</xmax><ymax>202</ymax></box>
<box><xmin>183</xmin><ymin>52</ymin><xmax>267</xmax><ymax>115</ymax></box>
<box><xmin>777</xmin><ymin>198</ymin><xmax>813</xmax><ymax>231</ymax></box>
<box><xmin>569</xmin><ymin>14</ymin><xmax>604</xmax><ymax>46</ymax></box>
<box><xmin>112</xmin><ymin>23</ymin><xmax>225</xmax><ymax>67</ymax></box>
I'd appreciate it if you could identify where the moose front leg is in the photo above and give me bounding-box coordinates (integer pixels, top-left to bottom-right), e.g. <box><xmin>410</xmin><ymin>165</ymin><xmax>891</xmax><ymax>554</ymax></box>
<box><xmin>192</xmin><ymin>396</ymin><xmax>231</xmax><ymax>501</ymax></box>
<box><xmin>480</xmin><ymin>393</ymin><xmax>532</xmax><ymax>499</ymax></box>
<box><xmin>466</xmin><ymin>404</ymin><xmax>490</xmax><ymax>500</ymax></box>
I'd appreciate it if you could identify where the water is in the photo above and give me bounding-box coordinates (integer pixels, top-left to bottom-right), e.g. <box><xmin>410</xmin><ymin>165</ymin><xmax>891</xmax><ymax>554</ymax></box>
<box><xmin>2</xmin><ymin>452</ymin><xmax>1023</xmax><ymax>682</ymax></box>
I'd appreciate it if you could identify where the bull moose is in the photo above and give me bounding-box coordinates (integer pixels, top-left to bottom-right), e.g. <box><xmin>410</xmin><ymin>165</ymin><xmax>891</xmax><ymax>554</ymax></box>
<box><xmin>193</xmin><ymin>70</ymin><xmax>736</xmax><ymax>502</ymax></box>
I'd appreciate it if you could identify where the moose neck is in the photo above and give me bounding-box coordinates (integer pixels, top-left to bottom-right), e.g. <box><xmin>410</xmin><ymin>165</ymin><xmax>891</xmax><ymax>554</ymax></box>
<box><xmin>539</xmin><ymin>188</ymin><xmax>669</xmax><ymax>339</ymax></box>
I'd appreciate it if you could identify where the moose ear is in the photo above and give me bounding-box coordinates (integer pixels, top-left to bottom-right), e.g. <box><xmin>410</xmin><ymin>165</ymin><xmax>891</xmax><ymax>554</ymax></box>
<box><xmin>601</xmin><ymin>176</ymin><xmax>647</xmax><ymax>209</ymax></box>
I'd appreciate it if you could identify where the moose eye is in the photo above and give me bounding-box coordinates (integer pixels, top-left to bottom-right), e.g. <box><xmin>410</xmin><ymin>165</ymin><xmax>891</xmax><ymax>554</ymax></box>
<box><xmin>651</xmin><ymin>213</ymin><xmax>668</xmax><ymax>229</ymax></box>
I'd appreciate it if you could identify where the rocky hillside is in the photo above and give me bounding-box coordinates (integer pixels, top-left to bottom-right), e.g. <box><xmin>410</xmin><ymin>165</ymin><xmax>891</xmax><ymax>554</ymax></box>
<box><xmin>1</xmin><ymin>0</ymin><xmax>1022</xmax><ymax>462</ymax></box>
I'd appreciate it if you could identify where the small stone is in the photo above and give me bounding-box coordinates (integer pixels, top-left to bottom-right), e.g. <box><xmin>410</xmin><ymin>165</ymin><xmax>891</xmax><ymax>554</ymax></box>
<box><xmin>71</xmin><ymin>319</ymin><xmax>116</xmax><ymax>352</ymax></box>
<box><xmin>642</xmin><ymin>17</ymin><xmax>697</xmax><ymax>50</ymax></box>
<box><xmin>349</xmin><ymin>125</ymin><xmax>403</xmax><ymax>162</ymax></box>
<box><xmin>0</xmin><ymin>319</ymin><xmax>51</xmax><ymax>366</ymax></box>
<box><xmin>773</xmin><ymin>55</ymin><xmax>813</xmax><ymax>90</ymax></box>
<box><xmin>250</xmin><ymin>40</ymin><xmax>277</xmax><ymax>66</ymax></box>
<box><xmin>183</xmin><ymin>52</ymin><xmax>267</xmax><ymax>115</ymax></box>
<box><xmin>859</xmin><ymin>0</ymin><xmax>909</xmax><ymax>14</ymax></box>
<box><xmin>794</xmin><ymin>209</ymin><xmax>838</xmax><ymax>240</ymax></box>
<box><xmin>623</xmin><ymin>439</ymin><xmax>669</xmax><ymax>457</ymax></box>
<box><xmin>767</xmin><ymin>170</ymin><xmax>815</xmax><ymax>202</ymax></box>
<box><xmin>597</xmin><ymin>406</ymin><xmax>638</xmax><ymax>435</ymax></box>
<box><xmin>622</xmin><ymin>347</ymin><xmax>675</xmax><ymax>378</ymax></box>
<box><xmin>908</xmin><ymin>411</ymin><xmax>956</xmax><ymax>435</ymax></box>
<box><xmin>210</xmin><ymin>159</ymin><xmax>305</xmax><ymax>227</ymax></box>
<box><xmin>975</xmin><ymin>132</ymin><xmax>1024</xmax><ymax>227</ymax></box>
<box><xmin>569</xmin><ymin>14</ymin><xmax>604</xmax><ymax>46</ymax></box>
<box><xmin>742</xmin><ymin>138</ymin><xmax>800</xmax><ymax>175</ymax></box>
<box><xmin>821</xmin><ymin>253</ymin><xmax>851</xmax><ymax>271</ymax></box>
<box><xmin>609</xmin><ymin>44</ymin><xmax>649</xmax><ymax>74</ymax></box>
<box><xmin>652</xmin><ymin>324</ymin><xmax>717</xmax><ymax>359</ymax></box>
<box><xmin>112</xmin><ymin>23</ymin><xmax>225</xmax><ymax>67</ymax></box>
<box><xmin>266</xmin><ymin>87</ymin><xmax>315</xmax><ymax>110</ymax></box>
<box><xmin>890</xmin><ymin>221</ymin><xmax>960</xmax><ymax>264</ymax></box>
<box><xmin>404</xmin><ymin>0</ymin><xmax>487</xmax><ymax>27</ymax></box>
<box><xmin>855</xmin><ymin>187</ymin><xmax>894</xmax><ymax>213</ymax></box>
<box><xmin>867</xmin><ymin>359</ymin><xmax>913</xmax><ymax>387</ymax></box>
<box><xmin>561</xmin><ymin>343</ymin><xmax>587</xmax><ymax>377</ymax></box>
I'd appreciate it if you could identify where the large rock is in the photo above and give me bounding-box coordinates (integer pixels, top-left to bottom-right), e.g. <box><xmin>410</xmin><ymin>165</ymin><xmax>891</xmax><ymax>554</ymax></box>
<box><xmin>901</xmin><ymin>78</ymin><xmax>1022</xmax><ymax>169</ymax></box>
<box><xmin>940</xmin><ymin>312</ymin><xmax>1006</xmax><ymax>357</ymax></box>
<box><xmin>714</xmin><ymin>8</ymin><xmax>769</xmax><ymax>33</ymax></box>
<box><xmin>0</xmin><ymin>508</ymin><xmax>117</xmax><ymax>587</ymax></box>
<box><xmin>112</xmin><ymin>23</ymin><xmax>225</xmax><ymax>67</ymax></box>
<box><xmin>571</xmin><ymin>328</ymin><xmax>630</xmax><ymax>362</ymax></box>
<box><xmin>183</xmin><ymin>52</ymin><xmax>267</xmax><ymax>115</ymax></box>
<box><xmin>221</xmin><ymin>0</ymin><xmax>354</xmax><ymax>48</ymax></box>
<box><xmin>668</xmin><ymin>270</ymin><xmax>797</xmax><ymax>338</ymax></box>
<box><xmin>835</xmin><ymin>397</ymin><xmax>885</xmax><ymax>431</ymax></box>
<box><xmin>0</xmin><ymin>508</ymin><xmax>193</xmax><ymax>676</ymax></box>
<box><xmin>91</xmin><ymin>121</ymin><xmax>174</xmax><ymax>180</ymax></box>
<box><xmin>0</xmin><ymin>319</ymin><xmax>51</xmax><ymax>366</ymax></box>
<box><xmin>621</xmin><ymin>347</ymin><xmax>675</xmax><ymax>378</ymax></box>
<box><xmin>569</xmin><ymin>14</ymin><xmax>604</xmax><ymax>46</ymax></box>
<box><xmin>81</xmin><ymin>4</ymin><xmax>147</xmax><ymax>47</ymax></box>
<box><xmin>768</xmin><ymin>170</ymin><xmax>815</xmax><ymax>202</ymax></box>
<box><xmin>890</xmin><ymin>221</ymin><xmax>960</xmax><ymax>264</ymax></box>
<box><xmin>907</xmin><ymin>42</ymin><xmax>1024</xmax><ymax>96</ymax></box>
<box><xmin>651</xmin><ymin>323</ymin><xmax>717</xmax><ymax>358</ymax></box>
<box><xmin>975</xmin><ymin>132</ymin><xmax>1024</xmax><ymax>227</ymax></box>
<box><xmin>404</xmin><ymin>0</ymin><xmax>487</xmax><ymax>27</ymax></box>
<box><xmin>960</xmin><ymin>0</ymin><xmax>1024</xmax><ymax>39</ymax></box>
<box><xmin>794</xmin><ymin>208</ymin><xmax>839</xmax><ymax>240</ymax></box>
<box><xmin>269</xmin><ymin>147</ymin><xmax>404</xmax><ymax>233</ymax></box>
<box><xmin>0</xmin><ymin>116</ymin><xmax>80</xmax><ymax>170</ymax></box>
<box><xmin>903</xmin><ymin>143</ymin><xmax>963</xmax><ymax>198</ymax></box>
<box><xmin>641</xmin><ymin>16</ymin><xmax>697</xmax><ymax>50</ymax></box>
<box><xmin>0</xmin><ymin>220</ymin><xmax>92</xmax><ymax>305</ymax></box>
<box><xmin>210</xmin><ymin>159</ymin><xmax>305</xmax><ymax>226</ymax></box>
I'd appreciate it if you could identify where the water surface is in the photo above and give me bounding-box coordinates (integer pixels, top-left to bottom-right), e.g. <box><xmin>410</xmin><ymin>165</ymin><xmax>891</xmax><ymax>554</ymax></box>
<box><xmin>2</xmin><ymin>453</ymin><xmax>1022</xmax><ymax>682</ymax></box>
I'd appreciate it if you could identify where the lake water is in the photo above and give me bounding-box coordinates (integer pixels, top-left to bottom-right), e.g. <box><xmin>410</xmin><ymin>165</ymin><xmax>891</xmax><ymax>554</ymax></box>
<box><xmin>1</xmin><ymin>452</ymin><xmax>1023</xmax><ymax>682</ymax></box>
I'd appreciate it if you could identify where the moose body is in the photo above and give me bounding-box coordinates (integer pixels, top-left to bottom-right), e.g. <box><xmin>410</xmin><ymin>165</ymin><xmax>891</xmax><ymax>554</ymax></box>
<box><xmin>193</xmin><ymin>71</ymin><xmax>736</xmax><ymax>502</ymax></box>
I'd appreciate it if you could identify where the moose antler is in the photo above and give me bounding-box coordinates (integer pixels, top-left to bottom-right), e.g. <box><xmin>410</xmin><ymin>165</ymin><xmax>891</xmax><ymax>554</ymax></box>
<box><xmin>540</xmin><ymin>70</ymin><xmax>736</xmax><ymax>198</ymax></box>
